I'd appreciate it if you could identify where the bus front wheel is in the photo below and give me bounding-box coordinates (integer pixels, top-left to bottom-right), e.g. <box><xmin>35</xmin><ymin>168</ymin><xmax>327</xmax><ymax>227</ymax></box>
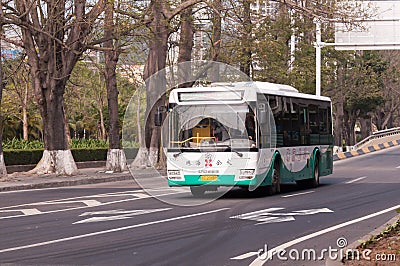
<box><xmin>190</xmin><ymin>186</ymin><xmax>205</xmax><ymax>197</ymax></box>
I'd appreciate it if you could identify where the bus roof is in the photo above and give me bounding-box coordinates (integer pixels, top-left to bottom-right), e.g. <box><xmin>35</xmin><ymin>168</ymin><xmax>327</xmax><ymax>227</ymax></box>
<box><xmin>169</xmin><ymin>81</ymin><xmax>331</xmax><ymax>104</ymax></box>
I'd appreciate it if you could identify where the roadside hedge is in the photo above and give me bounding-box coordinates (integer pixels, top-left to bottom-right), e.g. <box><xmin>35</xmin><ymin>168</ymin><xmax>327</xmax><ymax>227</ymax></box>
<box><xmin>4</xmin><ymin>149</ymin><xmax>44</xmax><ymax>166</ymax></box>
<box><xmin>3</xmin><ymin>148</ymin><xmax>138</xmax><ymax>166</ymax></box>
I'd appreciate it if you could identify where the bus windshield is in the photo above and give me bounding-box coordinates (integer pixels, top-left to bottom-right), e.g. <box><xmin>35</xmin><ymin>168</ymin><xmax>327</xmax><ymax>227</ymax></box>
<box><xmin>167</xmin><ymin>104</ymin><xmax>256</xmax><ymax>151</ymax></box>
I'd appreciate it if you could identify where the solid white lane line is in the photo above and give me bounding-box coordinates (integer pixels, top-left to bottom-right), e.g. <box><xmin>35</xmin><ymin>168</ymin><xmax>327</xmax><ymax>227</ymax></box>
<box><xmin>345</xmin><ymin>176</ymin><xmax>367</xmax><ymax>184</ymax></box>
<box><xmin>396</xmin><ymin>166</ymin><xmax>400</xmax><ymax>169</ymax></box>
<box><xmin>0</xmin><ymin>208</ymin><xmax>230</xmax><ymax>254</ymax></box>
<box><xmin>245</xmin><ymin>204</ymin><xmax>400</xmax><ymax>266</ymax></box>
<box><xmin>281</xmin><ymin>191</ymin><xmax>315</xmax><ymax>198</ymax></box>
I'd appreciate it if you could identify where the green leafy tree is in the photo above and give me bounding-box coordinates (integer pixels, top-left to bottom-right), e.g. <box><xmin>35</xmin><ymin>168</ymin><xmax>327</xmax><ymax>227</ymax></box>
<box><xmin>375</xmin><ymin>51</ymin><xmax>400</xmax><ymax>130</ymax></box>
<box><xmin>3</xmin><ymin>0</ymin><xmax>107</xmax><ymax>175</ymax></box>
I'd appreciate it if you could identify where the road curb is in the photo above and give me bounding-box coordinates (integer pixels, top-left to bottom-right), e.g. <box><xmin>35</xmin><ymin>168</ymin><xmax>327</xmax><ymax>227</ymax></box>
<box><xmin>333</xmin><ymin>139</ymin><xmax>400</xmax><ymax>161</ymax></box>
<box><xmin>325</xmin><ymin>212</ymin><xmax>400</xmax><ymax>265</ymax></box>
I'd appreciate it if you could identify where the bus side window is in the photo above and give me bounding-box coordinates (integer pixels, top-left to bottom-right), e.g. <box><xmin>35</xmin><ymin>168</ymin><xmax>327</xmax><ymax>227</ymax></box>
<box><xmin>281</xmin><ymin>97</ymin><xmax>291</xmax><ymax>146</ymax></box>
<box><xmin>291</xmin><ymin>100</ymin><xmax>300</xmax><ymax>146</ymax></box>
<box><xmin>269</xmin><ymin>96</ymin><xmax>283</xmax><ymax>147</ymax></box>
<box><xmin>308</xmin><ymin>104</ymin><xmax>319</xmax><ymax>145</ymax></box>
<box><xmin>319</xmin><ymin>108</ymin><xmax>329</xmax><ymax>145</ymax></box>
<box><xmin>299</xmin><ymin>107</ymin><xmax>309</xmax><ymax>145</ymax></box>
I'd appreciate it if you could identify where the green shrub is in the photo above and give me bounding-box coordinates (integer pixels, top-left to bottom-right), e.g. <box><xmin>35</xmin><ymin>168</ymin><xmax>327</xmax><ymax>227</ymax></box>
<box><xmin>3</xmin><ymin>138</ymin><xmax>44</xmax><ymax>150</ymax></box>
<box><xmin>3</xmin><ymin>138</ymin><xmax>138</xmax><ymax>150</ymax></box>
<box><xmin>71</xmin><ymin>148</ymin><xmax>108</xmax><ymax>162</ymax></box>
<box><xmin>70</xmin><ymin>139</ymin><xmax>109</xmax><ymax>149</ymax></box>
<box><xmin>4</xmin><ymin>149</ymin><xmax>44</xmax><ymax>165</ymax></box>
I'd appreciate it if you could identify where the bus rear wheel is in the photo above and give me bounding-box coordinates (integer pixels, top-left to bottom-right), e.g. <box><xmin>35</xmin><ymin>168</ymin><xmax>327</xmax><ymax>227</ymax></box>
<box><xmin>267</xmin><ymin>163</ymin><xmax>281</xmax><ymax>195</ymax></box>
<box><xmin>297</xmin><ymin>158</ymin><xmax>319</xmax><ymax>189</ymax></box>
<box><xmin>311</xmin><ymin>158</ymin><xmax>320</xmax><ymax>188</ymax></box>
<box><xmin>190</xmin><ymin>186</ymin><xmax>205</xmax><ymax>197</ymax></box>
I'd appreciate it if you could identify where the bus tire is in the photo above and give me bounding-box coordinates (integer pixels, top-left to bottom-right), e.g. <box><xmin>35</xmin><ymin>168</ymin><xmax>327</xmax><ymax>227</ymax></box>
<box><xmin>311</xmin><ymin>158</ymin><xmax>320</xmax><ymax>188</ymax></box>
<box><xmin>190</xmin><ymin>186</ymin><xmax>205</xmax><ymax>197</ymax></box>
<box><xmin>297</xmin><ymin>158</ymin><xmax>319</xmax><ymax>189</ymax></box>
<box><xmin>267</xmin><ymin>162</ymin><xmax>281</xmax><ymax>195</ymax></box>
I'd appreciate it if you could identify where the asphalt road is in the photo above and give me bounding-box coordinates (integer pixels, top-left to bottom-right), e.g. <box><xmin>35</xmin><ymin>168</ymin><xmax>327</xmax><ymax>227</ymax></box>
<box><xmin>0</xmin><ymin>146</ymin><xmax>399</xmax><ymax>266</ymax></box>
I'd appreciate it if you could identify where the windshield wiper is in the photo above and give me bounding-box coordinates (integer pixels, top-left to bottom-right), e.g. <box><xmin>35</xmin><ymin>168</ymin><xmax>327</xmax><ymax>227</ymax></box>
<box><xmin>234</xmin><ymin>150</ymin><xmax>243</xmax><ymax>157</ymax></box>
<box><xmin>173</xmin><ymin>152</ymin><xmax>182</xmax><ymax>158</ymax></box>
<box><xmin>215</xmin><ymin>144</ymin><xmax>243</xmax><ymax>157</ymax></box>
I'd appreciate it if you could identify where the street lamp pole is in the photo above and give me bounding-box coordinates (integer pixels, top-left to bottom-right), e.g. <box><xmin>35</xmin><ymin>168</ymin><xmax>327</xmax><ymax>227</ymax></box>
<box><xmin>315</xmin><ymin>19</ymin><xmax>322</xmax><ymax>96</ymax></box>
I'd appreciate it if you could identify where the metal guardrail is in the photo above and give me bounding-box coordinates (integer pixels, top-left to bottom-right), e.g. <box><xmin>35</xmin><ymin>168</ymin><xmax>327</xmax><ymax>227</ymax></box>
<box><xmin>353</xmin><ymin>127</ymin><xmax>400</xmax><ymax>150</ymax></box>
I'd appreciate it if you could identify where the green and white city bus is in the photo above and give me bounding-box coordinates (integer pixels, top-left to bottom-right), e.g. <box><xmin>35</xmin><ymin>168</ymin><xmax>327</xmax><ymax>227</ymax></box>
<box><xmin>163</xmin><ymin>82</ymin><xmax>333</xmax><ymax>196</ymax></box>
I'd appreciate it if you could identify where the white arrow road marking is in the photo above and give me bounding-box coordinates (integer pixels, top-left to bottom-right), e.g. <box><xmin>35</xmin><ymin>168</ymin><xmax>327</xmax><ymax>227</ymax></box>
<box><xmin>0</xmin><ymin>190</ymin><xmax>187</xmax><ymax>220</ymax></box>
<box><xmin>0</xmin><ymin>208</ymin><xmax>230</xmax><ymax>254</ymax></box>
<box><xmin>0</xmin><ymin>209</ymin><xmax>41</xmax><ymax>215</ymax></box>
<box><xmin>396</xmin><ymin>165</ymin><xmax>400</xmax><ymax>169</ymax></box>
<box><xmin>230</xmin><ymin>204</ymin><xmax>400</xmax><ymax>265</ymax></box>
<box><xmin>345</xmin><ymin>176</ymin><xmax>367</xmax><ymax>184</ymax></box>
<box><xmin>230</xmin><ymin>208</ymin><xmax>333</xmax><ymax>225</ymax></box>
<box><xmin>74</xmin><ymin>208</ymin><xmax>172</xmax><ymax>224</ymax></box>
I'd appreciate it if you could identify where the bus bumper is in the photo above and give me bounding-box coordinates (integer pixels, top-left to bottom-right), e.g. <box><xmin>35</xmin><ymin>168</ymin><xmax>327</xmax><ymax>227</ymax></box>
<box><xmin>168</xmin><ymin>173</ymin><xmax>270</xmax><ymax>187</ymax></box>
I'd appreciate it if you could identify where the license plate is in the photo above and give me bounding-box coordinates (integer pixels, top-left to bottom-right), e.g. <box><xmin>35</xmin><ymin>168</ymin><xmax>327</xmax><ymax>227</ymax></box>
<box><xmin>201</xmin><ymin>175</ymin><xmax>218</xmax><ymax>181</ymax></box>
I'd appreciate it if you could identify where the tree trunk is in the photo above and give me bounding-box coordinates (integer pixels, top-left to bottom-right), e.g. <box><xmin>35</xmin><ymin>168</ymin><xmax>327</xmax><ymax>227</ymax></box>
<box><xmin>0</xmin><ymin>6</ymin><xmax>7</xmax><ymax>177</ymax></box>
<box><xmin>239</xmin><ymin>0</ymin><xmax>252</xmax><ymax>77</ymax></box>
<box><xmin>133</xmin><ymin>0</ymin><xmax>169</xmax><ymax>168</ymax></box>
<box><xmin>347</xmin><ymin>112</ymin><xmax>357</xmax><ymax>146</ymax></box>
<box><xmin>209</xmin><ymin>0</ymin><xmax>222</xmax><ymax>82</ymax></box>
<box><xmin>334</xmin><ymin>100</ymin><xmax>344</xmax><ymax>147</ymax></box>
<box><xmin>359</xmin><ymin>116</ymin><xmax>371</xmax><ymax>140</ymax></box>
<box><xmin>104</xmin><ymin>0</ymin><xmax>126</xmax><ymax>172</ymax></box>
<box><xmin>343</xmin><ymin>109</ymin><xmax>350</xmax><ymax>147</ymax></box>
<box><xmin>132</xmin><ymin>0</ymin><xmax>201</xmax><ymax>168</ymax></box>
<box><xmin>29</xmin><ymin>86</ymin><xmax>78</xmax><ymax>175</ymax></box>
<box><xmin>177</xmin><ymin>0</ymin><xmax>194</xmax><ymax>87</ymax></box>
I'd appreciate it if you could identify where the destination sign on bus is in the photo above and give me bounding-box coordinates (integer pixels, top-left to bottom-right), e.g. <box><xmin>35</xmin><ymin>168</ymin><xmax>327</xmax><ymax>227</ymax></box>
<box><xmin>178</xmin><ymin>91</ymin><xmax>243</xmax><ymax>102</ymax></box>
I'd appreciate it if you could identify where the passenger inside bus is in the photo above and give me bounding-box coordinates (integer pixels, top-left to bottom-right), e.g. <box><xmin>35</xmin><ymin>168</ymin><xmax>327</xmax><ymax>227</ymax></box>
<box><xmin>211</xmin><ymin>121</ymin><xmax>229</xmax><ymax>141</ymax></box>
<box><xmin>245</xmin><ymin>113</ymin><xmax>255</xmax><ymax>141</ymax></box>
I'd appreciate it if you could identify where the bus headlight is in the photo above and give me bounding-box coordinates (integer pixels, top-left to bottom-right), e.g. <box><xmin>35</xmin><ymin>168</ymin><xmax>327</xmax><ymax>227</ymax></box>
<box><xmin>239</xmin><ymin>169</ymin><xmax>255</xmax><ymax>179</ymax></box>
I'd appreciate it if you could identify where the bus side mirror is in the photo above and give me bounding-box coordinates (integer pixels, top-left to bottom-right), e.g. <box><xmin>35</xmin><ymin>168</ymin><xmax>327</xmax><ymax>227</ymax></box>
<box><xmin>155</xmin><ymin>111</ymin><xmax>163</xmax><ymax>127</ymax></box>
